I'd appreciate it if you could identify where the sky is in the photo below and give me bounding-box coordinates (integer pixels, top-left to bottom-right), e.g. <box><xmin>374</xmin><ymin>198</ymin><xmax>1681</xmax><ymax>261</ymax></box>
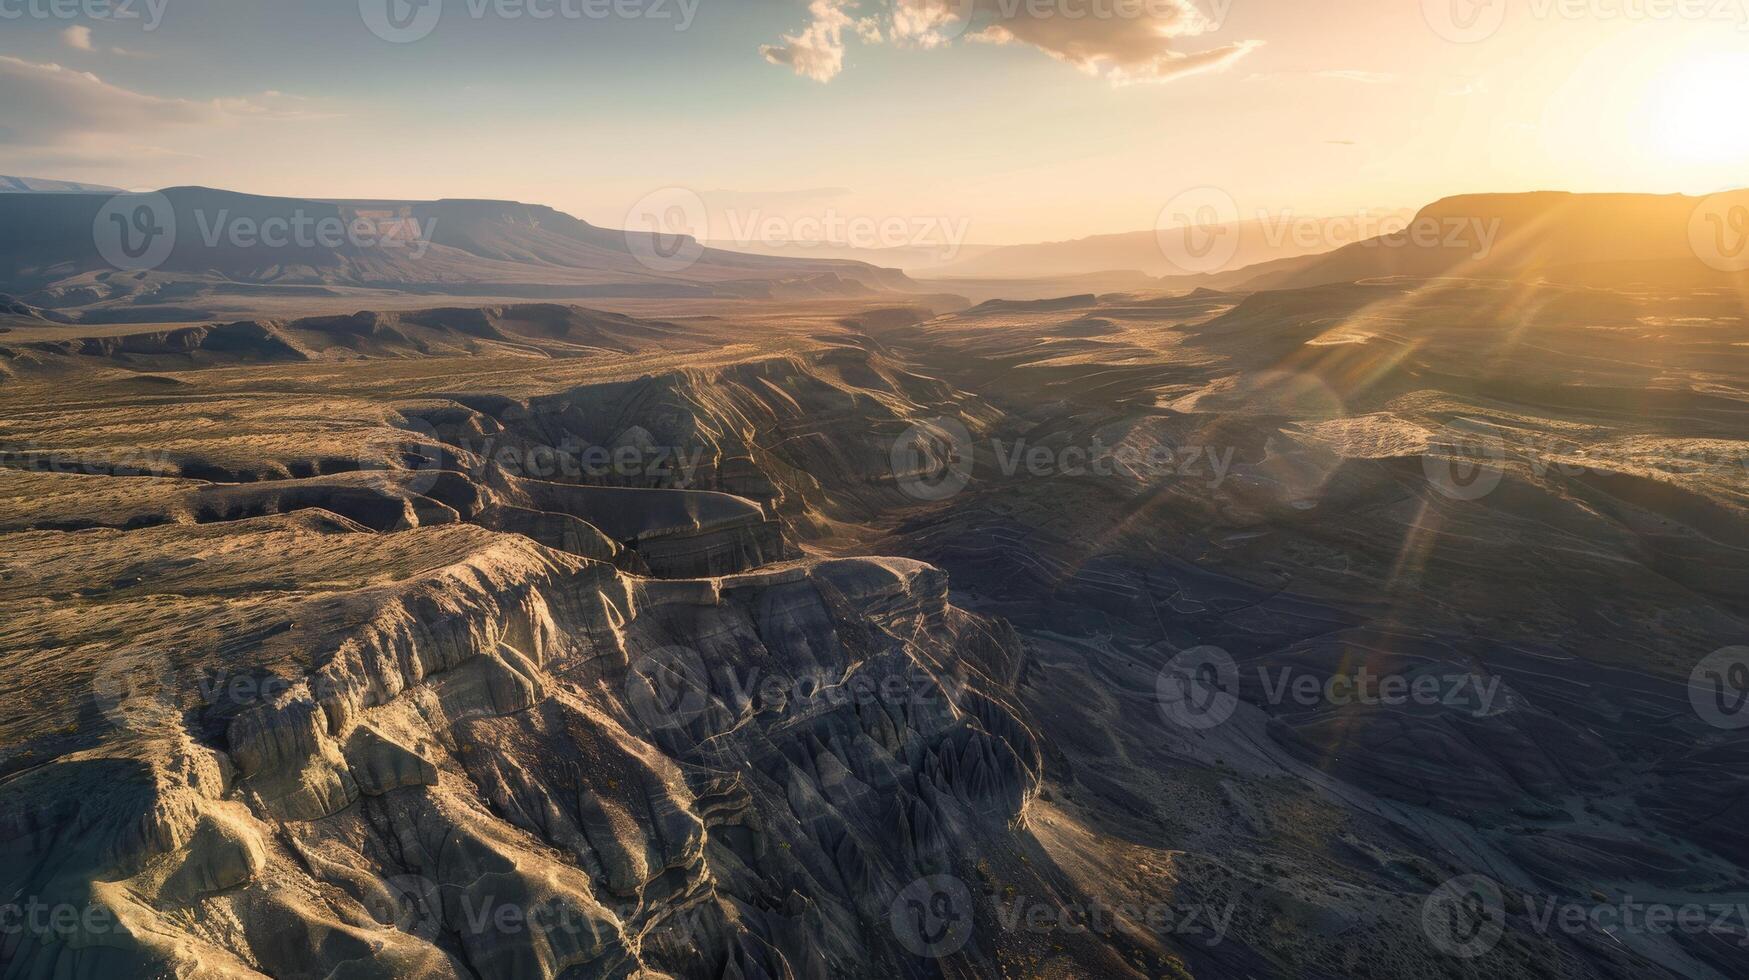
<box><xmin>1</xmin><ymin>0</ymin><xmax>1746</xmax><ymax>244</ymax></box>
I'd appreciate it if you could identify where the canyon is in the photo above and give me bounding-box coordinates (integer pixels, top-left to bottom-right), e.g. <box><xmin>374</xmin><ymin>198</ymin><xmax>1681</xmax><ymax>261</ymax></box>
<box><xmin>3</xmin><ymin>255</ymin><xmax>1747</xmax><ymax>977</ymax></box>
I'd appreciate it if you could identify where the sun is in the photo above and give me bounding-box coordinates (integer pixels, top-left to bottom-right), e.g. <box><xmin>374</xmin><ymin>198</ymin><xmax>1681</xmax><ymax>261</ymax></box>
<box><xmin>1539</xmin><ymin>31</ymin><xmax>1749</xmax><ymax>194</ymax></box>
<box><xmin>1648</xmin><ymin>52</ymin><xmax>1749</xmax><ymax>170</ymax></box>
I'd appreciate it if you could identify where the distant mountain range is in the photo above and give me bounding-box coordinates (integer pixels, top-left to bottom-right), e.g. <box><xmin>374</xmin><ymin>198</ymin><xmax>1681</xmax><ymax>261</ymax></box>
<box><xmin>1221</xmin><ymin>190</ymin><xmax>1749</xmax><ymax>291</ymax></box>
<box><xmin>5</xmin><ymin>183</ymin><xmax>1742</xmax><ymax>325</ymax></box>
<box><xmin>919</xmin><ymin>191</ymin><xmax>1749</xmax><ymax>292</ymax></box>
<box><xmin>703</xmin><ymin>239</ymin><xmax>1003</xmax><ymax>271</ymax></box>
<box><xmin>905</xmin><ymin>190</ymin><xmax>1744</xmax><ymax>292</ymax></box>
<box><xmin>0</xmin><ymin>186</ymin><xmax>914</xmax><ymax>321</ymax></box>
<box><xmin>0</xmin><ymin>175</ymin><xmax>123</xmax><ymax>194</ymax></box>
<box><xmin>717</xmin><ymin>216</ymin><xmax>1382</xmax><ymax>278</ymax></box>
<box><xmin>923</xmin><ymin>215</ymin><xmax>1400</xmax><ymax>279</ymax></box>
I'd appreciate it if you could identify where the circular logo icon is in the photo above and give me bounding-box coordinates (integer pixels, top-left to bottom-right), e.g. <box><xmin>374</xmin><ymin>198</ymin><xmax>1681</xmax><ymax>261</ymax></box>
<box><xmin>1689</xmin><ymin>194</ymin><xmax>1749</xmax><ymax>274</ymax></box>
<box><xmin>1156</xmin><ymin>645</ymin><xmax>1240</xmax><ymax>730</ymax></box>
<box><xmin>890</xmin><ymin>874</ymin><xmax>974</xmax><ymax>959</ymax></box>
<box><xmin>625</xmin><ymin>645</ymin><xmax>712</xmax><ymax>731</ymax></box>
<box><xmin>93</xmin><ymin>192</ymin><xmax>176</xmax><ymax>272</ymax></box>
<box><xmin>1422</xmin><ymin>875</ymin><xmax>1505</xmax><ymax>958</ymax></box>
<box><xmin>1156</xmin><ymin>187</ymin><xmax>1242</xmax><ymax>275</ymax></box>
<box><xmin>359</xmin><ymin>416</ymin><xmax>446</xmax><ymax>501</ymax></box>
<box><xmin>91</xmin><ymin>648</ymin><xmax>178</xmax><ymax>733</ymax></box>
<box><xmin>1422</xmin><ymin>0</ymin><xmax>1507</xmax><ymax>43</ymax></box>
<box><xmin>902</xmin><ymin>0</ymin><xmax>986</xmax><ymax>43</ymax></box>
<box><xmin>361</xmin><ymin>0</ymin><xmax>443</xmax><ymax>43</ymax></box>
<box><xmin>1423</xmin><ymin>422</ymin><xmax>1506</xmax><ymax>501</ymax></box>
<box><xmin>366</xmin><ymin>873</ymin><xmax>445</xmax><ymax>941</ymax></box>
<box><xmin>624</xmin><ymin>187</ymin><xmax>708</xmax><ymax>274</ymax></box>
<box><xmin>1690</xmin><ymin>647</ymin><xmax>1749</xmax><ymax>730</ymax></box>
<box><xmin>890</xmin><ymin>417</ymin><xmax>974</xmax><ymax>502</ymax></box>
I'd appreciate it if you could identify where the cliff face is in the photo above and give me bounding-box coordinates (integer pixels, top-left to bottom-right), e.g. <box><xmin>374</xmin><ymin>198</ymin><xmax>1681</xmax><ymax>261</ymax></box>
<box><xmin>1</xmin><ymin>537</ymin><xmax>1035</xmax><ymax>979</ymax></box>
<box><xmin>0</xmin><ymin>319</ymin><xmax>1045</xmax><ymax>980</ymax></box>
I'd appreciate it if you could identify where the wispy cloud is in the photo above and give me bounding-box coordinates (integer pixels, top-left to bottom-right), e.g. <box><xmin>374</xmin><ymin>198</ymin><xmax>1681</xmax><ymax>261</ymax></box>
<box><xmin>0</xmin><ymin>56</ymin><xmax>332</xmax><ymax>165</ymax></box>
<box><xmin>764</xmin><ymin>0</ymin><xmax>1261</xmax><ymax>86</ymax></box>
<box><xmin>761</xmin><ymin>0</ymin><xmax>876</xmax><ymax>83</ymax></box>
<box><xmin>62</xmin><ymin>26</ymin><xmax>94</xmax><ymax>51</ymax></box>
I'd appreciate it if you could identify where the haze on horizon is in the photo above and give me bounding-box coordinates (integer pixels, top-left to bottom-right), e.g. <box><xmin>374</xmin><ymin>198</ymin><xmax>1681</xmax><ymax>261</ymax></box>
<box><xmin>0</xmin><ymin>0</ymin><xmax>1745</xmax><ymax>247</ymax></box>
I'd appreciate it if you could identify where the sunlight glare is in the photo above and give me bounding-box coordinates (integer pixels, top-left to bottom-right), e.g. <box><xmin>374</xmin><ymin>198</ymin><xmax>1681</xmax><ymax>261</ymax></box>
<box><xmin>1650</xmin><ymin>52</ymin><xmax>1749</xmax><ymax>170</ymax></box>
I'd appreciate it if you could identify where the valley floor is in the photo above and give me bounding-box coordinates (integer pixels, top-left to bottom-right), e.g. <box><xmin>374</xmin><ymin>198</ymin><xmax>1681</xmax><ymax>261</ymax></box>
<box><xmin>3</xmin><ymin>280</ymin><xmax>1748</xmax><ymax>979</ymax></box>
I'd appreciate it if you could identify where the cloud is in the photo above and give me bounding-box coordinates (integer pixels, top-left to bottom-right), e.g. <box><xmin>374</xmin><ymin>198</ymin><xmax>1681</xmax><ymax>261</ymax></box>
<box><xmin>62</xmin><ymin>26</ymin><xmax>94</xmax><ymax>50</ymax></box>
<box><xmin>0</xmin><ymin>56</ymin><xmax>329</xmax><ymax>164</ymax></box>
<box><xmin>764</xmin><ymin>0</ymin><xmax>1261</xmax><ymax>85</ymax></box>
<box><xmin>760</xmin><ymin>0</ymin><xmax>859</xmax><ymax>83</ymax></box>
